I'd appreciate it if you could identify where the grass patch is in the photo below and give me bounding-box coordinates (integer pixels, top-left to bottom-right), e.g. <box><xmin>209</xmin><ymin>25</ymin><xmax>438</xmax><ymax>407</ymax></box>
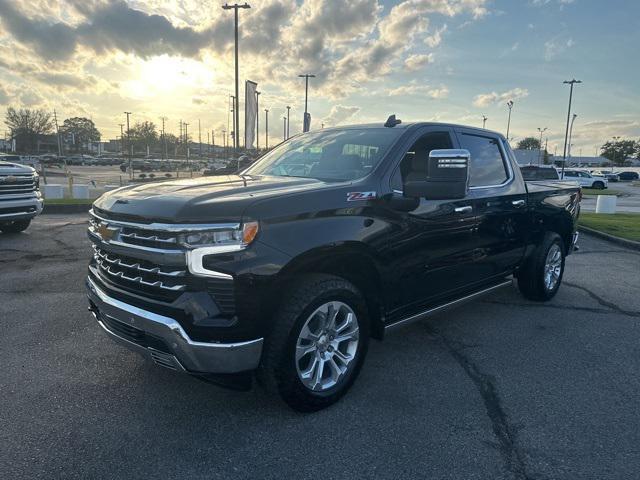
<box><xmin>581</xmin><ymin>188</ymin><xmax>622</xmax><ymax>196</ymax></box>
<box><xmin>579</xmin><ymin>212</ymin><xmax>640</xmax><ymax>242</ymax></box>
<box><xmin>45</xmin><ymin>198</ymin><xmax>96</xmax><ymax>205</ymax></box>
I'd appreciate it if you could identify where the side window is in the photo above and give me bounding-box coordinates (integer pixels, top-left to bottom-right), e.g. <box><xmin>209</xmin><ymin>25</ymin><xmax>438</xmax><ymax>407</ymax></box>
<box><xmin>391</xmin><ymin>131</ymin><xmax>453</xmax><ymax>191</ymax></box>
<box><xmin>458</xmin><ymin>133</ymin><xmax>509</xmax><ymax>187</ymax></box>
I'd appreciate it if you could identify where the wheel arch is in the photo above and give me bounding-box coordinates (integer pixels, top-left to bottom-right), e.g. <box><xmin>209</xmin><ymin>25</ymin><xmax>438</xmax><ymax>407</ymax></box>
<box><xmin>268</xmin><ymin>243</ymin><xmax>386</xmax><ymax>340</ymax></box>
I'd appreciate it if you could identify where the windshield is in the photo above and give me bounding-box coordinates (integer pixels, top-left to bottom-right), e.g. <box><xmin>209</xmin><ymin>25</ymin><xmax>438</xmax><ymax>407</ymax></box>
<box><xmin>245</xmin><ymin>128</ymin><xmax>402</xmax><ymax>181</ymax></box>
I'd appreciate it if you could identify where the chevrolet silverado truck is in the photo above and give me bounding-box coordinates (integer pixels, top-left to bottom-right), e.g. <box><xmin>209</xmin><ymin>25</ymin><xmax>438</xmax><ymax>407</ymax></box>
<box><xmin>86</xmin><ymin>119</ymin><xmax>580</xmax><ymax>411</ymax></box>
<box><xmin>0</xmin><ymin>159</ymin><xmax>43</xmax><ymax>233</ymax></box>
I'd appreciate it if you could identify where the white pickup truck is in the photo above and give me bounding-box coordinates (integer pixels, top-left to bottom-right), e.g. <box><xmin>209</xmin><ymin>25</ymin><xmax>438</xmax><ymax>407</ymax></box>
<box><xmin>0</xmin><ymin>159</ymin><xmax>43</xmax><ymax>233</ymax></box>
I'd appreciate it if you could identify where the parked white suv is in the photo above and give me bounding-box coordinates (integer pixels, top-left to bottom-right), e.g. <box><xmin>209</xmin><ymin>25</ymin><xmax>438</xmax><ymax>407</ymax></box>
<box><xmin>560</xmin><ymin>169</ymin><xmax>608</xmax><ymax>189</ymax></box>
<box><xmin>0</xmin><ymin>159</ymin><xmax>43</xmax><ymax>233</ymax></box>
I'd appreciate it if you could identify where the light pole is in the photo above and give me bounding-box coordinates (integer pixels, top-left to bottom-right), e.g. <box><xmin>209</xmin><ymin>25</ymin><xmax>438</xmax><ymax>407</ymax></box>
<box><xmin>264</xmin><ymin>109</ymin><xmax>269</xmax><ymax>149</ymax></box>
<box><xmin>298</xmin><ymin>74</ymin><xmax>315</xmax><ymax>132</ymax></box>
<box><xmin>160</xmin><ymin>116</ymin><xmax>167</xmax><ymax>162</ymax></box>
<box><xmin>255</xmin><ymin>90</ymin><xmax>260</xmax><ymax>150</ymax></box>
<box><xmin>567</xmin><ymin>114</ymin><xmax>577</xmax><ymax>163</ymax></box>
<box><xmin>283</xmin><ymin>116</ymin><xmax>287</xmax><ymax>141</ymax></box>
<box><xmin>482</xmin><ymin>115</ymin><xmax>487</xmax><ymax>129</ymax></box>
<box><xmin>222</xmin><ymin>2</ymin><xmax>251</xmax><ymax>153</ymax></box>
<box><xmin>124</xmin><ymin>112</ymin><xmax>131</xmax><ymax>178</ymax></box>
<box><xmin>506</xmin><ymin>100</ymin><xmax>514</xmax><ymax>139</ymax></box>
<box><xmin>119</xmin><ymin>124</ymin><xmax>124</xmax><ymax>155</ymax></box>
<box><xmin>561</xmin><ymin>79</ymin><xmax>582</xmax><ymax>179</ymax></box>
<box><xmin>229</xmin><ymin>95</ymin><xmax>235</xmax><ymax>150</ymax></box>
<box><xmin>612</xmin><ymin>136</ymin><xmax>621</xmax><ymax>171</ymax></box>
<box><xmin>286</xmin><ymin>106</ymin><xmax>291</xmax><ymax>139</ymax></box>
<box><xmin>537</xmin><ymin>127</ymin><xmax>547</xmax><ymax>166</ymax></box>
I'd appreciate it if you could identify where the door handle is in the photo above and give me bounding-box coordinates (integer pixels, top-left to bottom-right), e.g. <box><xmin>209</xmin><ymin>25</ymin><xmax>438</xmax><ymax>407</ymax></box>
<box><xmin>454</xmin><ymin>206</ymin><xmax>473</xmax><ymax>214</ymax></box>
<box><xmin>511</xmin><ymin>200</ymin><xmax>526</xmax><ymax>208</ymax></box>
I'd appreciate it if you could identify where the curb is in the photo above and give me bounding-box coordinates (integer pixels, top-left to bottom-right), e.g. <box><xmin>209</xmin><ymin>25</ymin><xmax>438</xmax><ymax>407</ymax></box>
<box><xmin>42</xmin><ymin>203</ymin><xmax>92</xmax><ymax>214</ymax></box>
<box><xmin>578</xmin><ymin>225</ymin><xmax>640</xmax><ymax>251</ymax></box>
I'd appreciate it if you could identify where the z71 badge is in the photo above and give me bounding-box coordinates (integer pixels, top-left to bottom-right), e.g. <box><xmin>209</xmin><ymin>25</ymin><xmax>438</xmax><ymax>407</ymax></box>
<box><xmin>347</xmin><ymin>191</ymin><xmax>377</xmax><ymax>202</ymax></box>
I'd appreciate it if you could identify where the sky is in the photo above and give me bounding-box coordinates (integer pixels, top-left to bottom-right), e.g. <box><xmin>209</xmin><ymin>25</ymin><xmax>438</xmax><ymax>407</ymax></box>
<box><xmin>0</xmin><ymin>0</ymin><xmax>638</xmax><ymax>156</ymax></box>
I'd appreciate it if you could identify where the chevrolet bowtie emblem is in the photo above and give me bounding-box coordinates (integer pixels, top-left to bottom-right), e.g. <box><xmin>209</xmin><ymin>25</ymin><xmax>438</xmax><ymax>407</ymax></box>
<box><xmin>2</xmin><ymin>175</ymin><xmax>17</xmax><ymax>183</ymax></box>
<box><xmin>96</xmin><ymin>223</ymin><xmax>119</xmax><ymax>242</ymax></box>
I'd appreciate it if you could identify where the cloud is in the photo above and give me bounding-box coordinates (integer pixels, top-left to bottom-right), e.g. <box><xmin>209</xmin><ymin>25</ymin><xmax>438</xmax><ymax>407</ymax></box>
<box><xmin>544</xmin><ymin>35</ymin><xmax>575</xmax><ymax>61</ymax></box>
<box><xmin>404</xmin><ymin>53</ymin><xmax>434</xmax><ymax>71</ymax></box>
<box><xmin>0</xmin><ymin>0</ymin><xmax>232</xmax><ymax>61</ymax></box>
<box><xmin>192</xmin><ymin>97</ymin><xmax>206</xmax><ymax>105</ymax></box>
<box><xmin>0</xmin><ymin>85</ymin><xmax>10</xmax><ymax>104</ymax></box>
<box><xmin>425</xmin><ymin>24</ymin><xmax>447</xmax><ymax>47</ymax></box>
<box><xmin>473</xmin><ymin>87</ymin><xmax>529</xmax><ymax>107</ymax></box>
<box><xmin>322</xmin><ymin>105</ymin><xmax>360</xmax><ymax>126</ymax></box>
<box><xmin>388</xmin><ymin>83</ymin><xmax>449</xmax><ymax>99</ymax></box>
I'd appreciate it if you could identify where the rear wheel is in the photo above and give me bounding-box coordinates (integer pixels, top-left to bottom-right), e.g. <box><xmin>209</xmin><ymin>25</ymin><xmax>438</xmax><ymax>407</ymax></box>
<box><xmin>258</xmin><ymin>274</ymin><xmax>369</xmax><ymax>412</ymax></box>
<box><xmin>517</xmin><ymin>232</ymin><xmax>565</xmax><ymax>301</ymax></box>
<box><xmin>0</xmin><ymin>219</ymin><xmax>31</xmax><ymax>233</ymax></box>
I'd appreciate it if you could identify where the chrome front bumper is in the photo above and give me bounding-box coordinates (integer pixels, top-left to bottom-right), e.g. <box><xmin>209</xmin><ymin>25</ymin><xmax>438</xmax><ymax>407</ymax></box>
<box><xmin>0</xmin><ymin>195</ymin><xmax>43</xmax><ymax>220</ymax></box>
<box><xmin>86</xmin><ymin>276</ymin><xmax>263</xmax><ymax>374</ymax></box>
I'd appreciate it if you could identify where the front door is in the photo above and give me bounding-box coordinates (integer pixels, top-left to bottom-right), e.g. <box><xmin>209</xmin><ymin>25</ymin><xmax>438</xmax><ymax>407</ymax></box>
<box><xmin>380</xmin><ymin>127</ymin><xmax>481</xmax><ymax>321</ymax></box>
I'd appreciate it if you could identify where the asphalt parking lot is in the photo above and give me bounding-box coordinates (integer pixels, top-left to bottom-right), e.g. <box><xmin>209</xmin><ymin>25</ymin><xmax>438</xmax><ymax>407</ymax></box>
<box><xmin>2</xmin><ymin>215</ymin><xmax>640</xmax><ymax>480</ymax></box>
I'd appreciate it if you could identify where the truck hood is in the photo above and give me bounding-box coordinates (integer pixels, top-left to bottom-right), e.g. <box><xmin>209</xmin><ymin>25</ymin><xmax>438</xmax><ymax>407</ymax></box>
<box><xmin>93</xmin><ymin>174</ymin><xmax>329</xmax><ymax>223</ymax></box>
<box><xmin>0</xmin><ymin>160</ymin><xmax>35</xmax><ymax>175</ymax></box>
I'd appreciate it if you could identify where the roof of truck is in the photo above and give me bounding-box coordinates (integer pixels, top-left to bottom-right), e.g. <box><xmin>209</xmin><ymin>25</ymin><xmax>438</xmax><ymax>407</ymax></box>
<box><xmin>320</xmin><ymin>121</ymin><xmax>506</xmax><ymax>139</ymax></box>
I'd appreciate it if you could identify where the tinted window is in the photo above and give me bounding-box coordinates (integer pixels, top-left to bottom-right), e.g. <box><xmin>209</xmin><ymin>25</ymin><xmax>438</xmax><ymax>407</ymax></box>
<box><xmin>391</xmin><ymin>131</ymin><xmax>453</xmax><ymax>191</ymax></box>
<box><xmin>459</xmin><ymin>133</ymin><xmax>508</xmax><ymax>187</ymax></box>
<box><xmin>520</xmin><ymin>166</ymin><xmax>559</xmax><ymax>180</ymax></box>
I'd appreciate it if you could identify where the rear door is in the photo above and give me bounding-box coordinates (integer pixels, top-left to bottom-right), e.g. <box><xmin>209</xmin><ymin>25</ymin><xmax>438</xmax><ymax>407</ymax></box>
<box><xmin>454</xmin><ymin>129</ymin><xmax>529</xmax><ymax>279</ymax></box>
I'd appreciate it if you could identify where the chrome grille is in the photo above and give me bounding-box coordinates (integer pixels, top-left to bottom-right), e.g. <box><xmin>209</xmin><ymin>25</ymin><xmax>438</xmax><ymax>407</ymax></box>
<box><xmin>93</xmin><ymin>247</ymin><xmax>187</xmax><ymax>294</ymax></box>
<box><xmin>0</xmin><ymin>174</ymin><xmax>36</xmax><ymax>198</ymax></box>
<box><xmin>89</xmin><ymin>213</ymin><xmax>182</xmax><ymax>250</ymax></box>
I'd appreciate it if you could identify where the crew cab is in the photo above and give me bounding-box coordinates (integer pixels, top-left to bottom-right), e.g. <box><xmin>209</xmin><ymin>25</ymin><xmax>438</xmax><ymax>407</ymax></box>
<box><xmin>0</xmin><ymin>159</ymin><xmax>43</xmax><ymax>233</ymax></box>
<box><xmin>86</xmin><ymin>119</ymin><xmax>580</xmax><ymax>411</ymax></box>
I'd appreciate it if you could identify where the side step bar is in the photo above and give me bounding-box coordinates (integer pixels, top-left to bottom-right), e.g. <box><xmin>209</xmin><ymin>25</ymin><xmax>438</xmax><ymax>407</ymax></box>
<box><xmin>385</xmin><ymin>278</ymin><xmax>514</xmax><ymax>332</ymax></box>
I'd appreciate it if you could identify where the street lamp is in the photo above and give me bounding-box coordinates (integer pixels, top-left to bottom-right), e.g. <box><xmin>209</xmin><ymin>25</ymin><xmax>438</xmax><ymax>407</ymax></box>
<box><xmin>283</xmin><ymin>116</ymin><xmax>287</xmax><ymax>141</ymax></box>
<box><xmin>537</xmin><ymin>127</ymin><xmax>547</xmax><ymax>165</ymax></box>
<box><xmin>482</xmin><ymin>115</ymin><xmax>487</xmax><ymax>129</ymax></box>
<box><xmin>506</xmin><ymin>100</ymin><xmax>514</xmax><ymax>140</ymax></box>
<box><xmin>567</xmin><ymin>114</ymin><xmax>578</xmax><ymax>163</ymax></box>
<box><xmin>561</xmin><ymin>79</ymin><xmax>582</xmax><ymax>179</ymax></box>
<box><xmin>264</xmin><ymin>109</ymin><xmax>269</xmax><ymax>149</ymax></box>
<box><xmin>298</xmin><ymin>74</ymin><xmax>315</xmax><ymax>132</ymax></box>
<box><xmin>286</xmin><ymin>106</ymin><xmax>291</xmax><ymax>139</ymax></box>
<box><xmin>612</xmin><ymin>136</ymin><xmax>621</xmax><ymax>171</ymax></box>
<box><xmin>124</xmin><ymin>112</ymin><xmax>132</xmax><ymax>178</ymax></box>
<box><xmin>222</xmin><ymin>2</ymin><xmax>251</xmax><ymax>153</ymax></box>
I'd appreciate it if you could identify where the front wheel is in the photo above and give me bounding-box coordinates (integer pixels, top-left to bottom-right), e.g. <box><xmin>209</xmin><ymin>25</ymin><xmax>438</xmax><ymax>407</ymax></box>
<box><xmin>258</xmin><ymin>274</ymin><xmax>369</xmax><ymax>412</ymax></box>
<box><xmin>517</xmin><ymin>232</ymin><xmax>565</xmax><ymax>301</ymax></box>
<box><xmin>592</xmin><ymin>181</ymin><xmax>605</xmax><ymax>189</ymax></box>
<box><xmin>0</xmin><ymin>219</ymin><xmax>31</xmax><ymax>233</ymax></box>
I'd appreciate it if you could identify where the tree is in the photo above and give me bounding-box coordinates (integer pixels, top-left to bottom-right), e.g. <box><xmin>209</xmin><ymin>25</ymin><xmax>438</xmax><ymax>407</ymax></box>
<box><xmin>600</xmin><ymin>139</ymin><xmax>639</xmax><ymax>166</ymax></box>
<box><xmin>4</xmin><ymin>107</ymin><xmax>54</xmax><ymax>153</ymax></box>
<box><xmin>128</xmin><ymin>121</ymin><xmax>158</xmax><ymax>153</ymax></box>
<box><xmin>516</xmin><ymin>137</ymin><xmax>541</xmax><ymax>150</ymax></box>
<box><xmin>60</xmin><ymin>117</ymin><xmax>101</xmax><ymax>153</ymax></box>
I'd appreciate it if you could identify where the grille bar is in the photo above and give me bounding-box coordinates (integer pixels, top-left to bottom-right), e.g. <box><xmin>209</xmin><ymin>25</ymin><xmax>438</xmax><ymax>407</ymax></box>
<box><xmin>94</xmin><ymin>247</ymin><xmax>187</xmax><ymax>293</ymax></box>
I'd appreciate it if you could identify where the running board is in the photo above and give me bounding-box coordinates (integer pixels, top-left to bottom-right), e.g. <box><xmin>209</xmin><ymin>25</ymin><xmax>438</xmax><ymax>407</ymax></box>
<box><xmin>384</xmin><ymin>278</ymin><xmax>514</xmax><ymax>332</ymax></box>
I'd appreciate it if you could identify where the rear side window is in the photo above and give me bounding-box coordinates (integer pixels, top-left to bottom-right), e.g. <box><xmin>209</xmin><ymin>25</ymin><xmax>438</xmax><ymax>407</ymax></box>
<box><xmin>458</xmin><ymin>133</ymin><xmax>508</xmax><ymax>187</ymax></box>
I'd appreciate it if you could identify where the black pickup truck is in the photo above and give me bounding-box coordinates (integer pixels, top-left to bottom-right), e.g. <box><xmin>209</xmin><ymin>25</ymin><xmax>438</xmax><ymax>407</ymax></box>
<box><xmin>86</xmin><ymin>119</ymin><xmax>580</xmax><ymax>411</ymax></box>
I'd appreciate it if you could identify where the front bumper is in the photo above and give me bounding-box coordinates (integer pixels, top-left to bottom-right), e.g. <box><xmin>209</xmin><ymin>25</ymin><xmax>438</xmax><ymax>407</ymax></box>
<box><xmin>0</xmin><ymin>195</ymin><xmax>43</xmax><ymax>221</ymax></box>
<box><xmin>86</xmin><ymin>276</ymin><xmax>263</xmax><ymax>374</ymax></box>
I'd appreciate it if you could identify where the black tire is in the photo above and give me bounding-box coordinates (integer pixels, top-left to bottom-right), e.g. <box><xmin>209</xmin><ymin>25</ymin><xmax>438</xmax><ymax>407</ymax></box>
<box><xmin>0</xmin><ymin>219</ymin><xmax>31</xmax><ymax>233</ymax></box>
<box><xmin>592</xmin><ymin>181</ymin><xmax>605</xmax><ymax>189</ymax></box>
<box><xmin>257</xmin><ymin>274</ymin><xmax>370</xmax><ymax>412</ymax></box>
<box><xmin>517</xmin><ymin>232</ymin><xmax>565</xmax><ymax>301</ymax></box>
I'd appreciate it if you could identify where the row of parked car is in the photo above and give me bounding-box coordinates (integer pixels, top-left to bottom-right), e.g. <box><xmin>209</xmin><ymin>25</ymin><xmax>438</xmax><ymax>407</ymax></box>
<box><xmin>519</xmin><ymin>165</ymin><xmax>639</xmax><ymax>188</ymax></box>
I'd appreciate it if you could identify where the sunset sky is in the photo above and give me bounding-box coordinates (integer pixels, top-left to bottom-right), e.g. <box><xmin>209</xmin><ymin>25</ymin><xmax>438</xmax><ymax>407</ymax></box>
<box><xmin>0</xmin><ymin>0</ymin><xmax>638</xmax><ymax>155</ymax></box>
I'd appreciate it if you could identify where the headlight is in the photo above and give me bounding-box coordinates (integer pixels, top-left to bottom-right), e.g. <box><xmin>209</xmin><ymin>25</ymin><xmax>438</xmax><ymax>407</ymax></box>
<box><xmin>185</xmin><ymin>222</ymin><xmax>259</xmax><ymax>278</ymax></box>
<box><xmin>179</xmin><ymin>221</ymin><xmax>259</xmax><ymax>249</ymax></box>
<box><xmin>34</xmin><ymin>174</ymin><xmax>40</xmax><ymax>189</ymax></box>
